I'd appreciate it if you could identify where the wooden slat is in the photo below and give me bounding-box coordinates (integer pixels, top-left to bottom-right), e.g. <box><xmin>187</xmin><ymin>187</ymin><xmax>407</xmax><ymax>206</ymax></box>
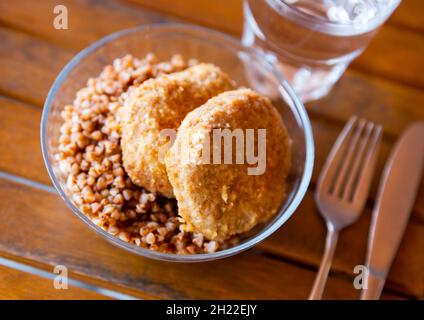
<box><xmin>0</xmin><ymin>178</ymin><xmax>403</xmax><ymax>299</ymax></box>
<box><xmin>0</xmin><ymin>0</ymin><xmax>169</xmax><ymax>50</ymax></box>
<box><xmin>351</xmin><ymin>24</ymin><xmax>424</xmax><ymax>89</ymax></box>
<box><xmin>308</xmin><ymin>71</ymin><xmax>424</xmax><ymax>140</ymax></box>
<box><xmin>1</xmin><ymin>95</ymin><xmax>422</xmax><ymax>297</ymax></box>
<box><xmin>0</xmin><ymin>97</ymin><xmax>49</xmax><ymax>184</ymax></box>
<box><xmin>0</xmin><ymin>27</ymin><xmax>73</xmax><ymax>105</ymax></box>
<box><xmin>0</xmin><ymin>264</ymin><xmax>111</xmax><ymax>299</ymax></box>
<box><xmin>390</xmin><ymin>0</ymin><xmax>424</xmax><ymax>32</ymax></box>
<box><xmin>0</xmin><ymin>0</ymin><xmax>171</xmax><ymax>105</ymax></box>
<box><xmin>129</xmin><ymin>0</ymin><xmax>243</xmax><ymax>35</ymax></box>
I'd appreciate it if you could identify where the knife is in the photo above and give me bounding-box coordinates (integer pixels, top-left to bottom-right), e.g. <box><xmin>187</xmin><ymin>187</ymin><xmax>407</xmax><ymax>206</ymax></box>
<box><xmin>360</xmin><ymin>122</ymin><xmax>424</xmax><ymax>300</ymax></box>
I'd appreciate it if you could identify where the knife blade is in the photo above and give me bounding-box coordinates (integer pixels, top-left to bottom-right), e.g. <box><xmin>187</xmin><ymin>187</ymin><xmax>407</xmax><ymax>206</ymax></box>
<box><xmin>360</xmin><ymin>122</ymin><xmax>424</xmax><ymax>300</ymax></box>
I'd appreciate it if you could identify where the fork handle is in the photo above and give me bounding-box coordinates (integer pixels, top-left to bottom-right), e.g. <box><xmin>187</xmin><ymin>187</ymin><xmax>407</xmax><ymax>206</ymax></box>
<box><xmin>309</xmin><ymin>227</ymin><xmax>339</xmax><ymax>300</ymax></box>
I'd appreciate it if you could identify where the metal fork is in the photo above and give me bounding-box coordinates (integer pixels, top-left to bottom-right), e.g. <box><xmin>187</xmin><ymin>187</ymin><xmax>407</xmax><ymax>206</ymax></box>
<box><xmin>309</xmin><ymin>116</ymin><xmax>383</xmax><ymax>300</ymax></box>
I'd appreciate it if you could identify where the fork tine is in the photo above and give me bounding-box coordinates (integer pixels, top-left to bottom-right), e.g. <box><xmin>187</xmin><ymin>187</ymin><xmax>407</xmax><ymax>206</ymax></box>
<box><xmin>342</xmin><ymin>121</ymin><xmax>375</xmax><ymax>201</ymax></box>
<box><xmin>331</xmin><ymin>118</ymin><xmax>367</xmax><ymax>197</ymax></box>
<box><xmin>351</xmin><ymin>124</ymin><xmax>383</xmax><ymax>204</ymax></box>
<box><xmin>316</xmin><ymin>116</ymin><xmax>357</xmax><ymax>194</ymax></box>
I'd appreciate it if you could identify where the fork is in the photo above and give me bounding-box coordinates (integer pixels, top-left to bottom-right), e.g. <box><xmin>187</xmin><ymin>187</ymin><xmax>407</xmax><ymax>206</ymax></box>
<box><xmin>309</xmin><ymin>116</ymin><xmax>383</xmax><ymax>300</ymax></box>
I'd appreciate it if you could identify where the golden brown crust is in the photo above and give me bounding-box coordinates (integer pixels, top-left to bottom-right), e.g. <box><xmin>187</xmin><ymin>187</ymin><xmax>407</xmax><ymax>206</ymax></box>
<box><xmin>166</xmin><ymin>89</ymin><xmax>291</xmax><ymax>240</ymax></box>
<box><xmin>120</xmin><ymin>63</ymin><xmax>234</xmax><ymax>197</ymax></box>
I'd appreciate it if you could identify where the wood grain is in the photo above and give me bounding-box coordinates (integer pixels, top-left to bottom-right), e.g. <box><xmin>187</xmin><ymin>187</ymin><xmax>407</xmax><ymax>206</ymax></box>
<box><xmin>0</xmin><ymin>97</ymin><xmax>49</xmax><ymax>184</ymax></box>
<box><xmin>0</xmin><ymin>0</ymin><xmax>169</xmax><ymax>50</ymax></box>
<box><xmin>0</xmin><ymin>0</ymin><xmax>422</xmax><ymax>299</ymax></box>
<box><xmin>0</xmin><ymin>264</ymin><xmax>111</xmax><ymax>299</ymax></box>
<box><xmin>308</xmin><ymin>71</ymin><xmax>424</xmax><ymax>140</ymax></box>
<box><xmin>129</xmin><ymin>0</ymin><xmax>243</xmax><ymax>35</ymax></box>
<box><xmin>0</xmin><ymin>27</ymin><xmax>73</xmax><ymax>105</ymax></box>
<box><xmin>351</xmin><ymin>24</ymin><xmax>424</xmax><ymax>89</ymax></box>
<box><xmin>390</xmin><ymin>0</ymin><xmax>424</xmax><ymax>32</ymax></box>
<box><xmin>1</xmin><ymin>93</ymin><xmax>423</xmax><ymax>296</ymax></box>
<box><xmin>0</xmin><ymin>0</ymin><xmax>422</xmax><ymax>88</ymax></box>
<box><xmin>0</xmin><ymin>178</ymin><xmax>403</xmax><ymax>299</ymax></box>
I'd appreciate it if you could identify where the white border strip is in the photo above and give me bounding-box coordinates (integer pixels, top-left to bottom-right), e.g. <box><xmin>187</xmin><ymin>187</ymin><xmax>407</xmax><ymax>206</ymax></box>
<box><xmin>0</xmin><ymin>256</ymin><xmax>138</xmax><ymax>300</ymax></box>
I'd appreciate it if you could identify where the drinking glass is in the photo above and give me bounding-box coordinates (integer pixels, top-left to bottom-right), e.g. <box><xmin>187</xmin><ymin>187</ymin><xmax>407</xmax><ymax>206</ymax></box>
<box><xmin>242</xmin><ymin>0</ymin><xmax>402</xmax><ymax>102</ymax></box>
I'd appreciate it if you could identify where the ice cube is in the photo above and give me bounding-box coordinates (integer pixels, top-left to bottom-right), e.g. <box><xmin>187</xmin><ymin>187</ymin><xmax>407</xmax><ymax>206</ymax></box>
<box><xmin>325</xmin><ymin>0</ymin><xmax>380</xmax><ymax>25</ymax></box>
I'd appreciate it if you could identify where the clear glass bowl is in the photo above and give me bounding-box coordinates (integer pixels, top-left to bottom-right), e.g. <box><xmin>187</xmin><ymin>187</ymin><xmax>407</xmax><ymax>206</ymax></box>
<box><xmin>41</xmin><ymin>23</ymin><xmax>314</xmax><ymax>262</ymax></box>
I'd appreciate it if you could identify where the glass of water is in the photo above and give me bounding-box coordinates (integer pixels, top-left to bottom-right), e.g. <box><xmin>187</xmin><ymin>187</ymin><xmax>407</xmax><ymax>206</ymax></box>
<box><xmin>242</xmin><ymin>0</ymin><xmax>401</xmax><ymax>102</ymax></box>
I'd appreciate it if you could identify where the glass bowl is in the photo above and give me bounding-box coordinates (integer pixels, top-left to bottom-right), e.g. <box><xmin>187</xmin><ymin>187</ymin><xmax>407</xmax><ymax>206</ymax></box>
<box><xmin>41</xmin><ymin>23</ymin><xmax>314</xmax><ymax>262</ymax></box>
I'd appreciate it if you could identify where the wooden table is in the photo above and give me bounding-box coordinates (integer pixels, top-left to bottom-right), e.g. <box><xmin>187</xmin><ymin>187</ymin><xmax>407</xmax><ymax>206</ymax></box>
<box><xmin>0</xmin><ymin>0</ymin><xmax>423</xmax><ymax>300</ymax></box>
